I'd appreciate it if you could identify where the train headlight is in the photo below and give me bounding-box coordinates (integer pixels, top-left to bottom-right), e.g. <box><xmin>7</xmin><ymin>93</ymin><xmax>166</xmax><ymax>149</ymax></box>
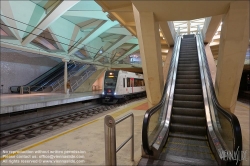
<box><xmin>114</xmin><ymin>92</ymin><xmax>116</xmax><ymax>95</ymax></box>
<box><xmin>102</xmin><ymin>91</ymin><xmax>104</xmax><ymax>95</ymax></box>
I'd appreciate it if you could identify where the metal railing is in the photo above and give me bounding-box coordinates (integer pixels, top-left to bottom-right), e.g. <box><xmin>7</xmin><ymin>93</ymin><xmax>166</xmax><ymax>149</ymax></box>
<box><xmin>104</xmin><ymin>113</ymin><xmax>134</xmax><ymax>166</ymax></box>
<box><xmin>51</xmin><ymin>64</ymin><xmax>86</xmax><ymax>92</ymax></box>
<box><xmin>71</xmin><ymin>68</ymin><xmax>96</xmax><ymax>91</ymax></box>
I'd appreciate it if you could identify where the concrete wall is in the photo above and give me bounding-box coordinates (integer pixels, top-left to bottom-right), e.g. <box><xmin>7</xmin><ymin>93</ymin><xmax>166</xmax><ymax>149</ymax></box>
<box><xmin>0</xmin><ymin>47</ymin><xmax>60</xmax><ymax>93</ymax></box>
<box><xmin>92</xmin><ymin>71</ymin><xmax>104</xmax><ymax>90</ymax></box>
<box><xmin>75</xmin><ymin>68</ymin><xmax>105</xmax><ymax>92</ymax></box>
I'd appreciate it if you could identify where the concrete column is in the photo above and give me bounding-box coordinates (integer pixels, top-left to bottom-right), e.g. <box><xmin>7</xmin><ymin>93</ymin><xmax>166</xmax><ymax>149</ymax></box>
<box><xmin>163</xmin><ymin>48</ymin><xmax>173</xmax><ymax>84</ymax></box>
<box><xmin>159</xmin><ymin>22</ymin><xmax>175</xmax><ymax>47</ymax></box>
<box><xmin>215</xmin><ymin>1</ymin><xmax>249</xmax><ymax>113</ymax></box>
<box><xmin>62</xmin><ymin>58</ymin><xmax>70</xmax><ymax>93</ymax></box>
<box><xmin>132</xmin><ymin>4</ymin><xmax>164</xmax><ymax>107</ymax></box>
<box><xmin>205</xmin><ymin>45</ymin><xmax>217</xmax><ymax>86</ymax></box>
<box><xmin>202</xmin><ymin>15</ymin><xmax>223</xmax><ymax>43</ymax></box>
<box><xmin>187</xmin><ymin>21</ymin><xmax>191</xmax><ymax>34</ymax></box>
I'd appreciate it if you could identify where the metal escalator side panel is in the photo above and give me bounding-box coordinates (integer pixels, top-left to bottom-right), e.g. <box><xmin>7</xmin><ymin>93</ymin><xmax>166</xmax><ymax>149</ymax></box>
<box><xmin>25</xmin><ymin>62</ymin><xmax>64</xmax><ymax>86</ymax></box>
<box><xmin>141</xmin><ymin>35</ymin><xmax>182</xmax><ymax>157</ymax></box>
<box><xmin>151</xmin><ymin>36</ymin><xmax>182</xmax><ymax>156</ymax></box>
<box><xmin>195</xmin><ymin>33</ymin><xmax>242</xmax><ymax>166</ymax></box>
<box><xmin>196</xmin><ymin>34</ymin><xmax>225</xmax><ymax>164</ymax></box>
<box><xmin>34</xmin><ymin>63</ymin><xmax>75</xmax><ymax>91</ymax></box>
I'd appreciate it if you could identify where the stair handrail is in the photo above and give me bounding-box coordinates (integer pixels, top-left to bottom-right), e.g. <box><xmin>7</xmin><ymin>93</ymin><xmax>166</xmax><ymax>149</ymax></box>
<box><xmin>70</xmin><ymin>67</ymin><xmax>97</xmax><ymax>92</ymax></box>
<box><xmin>196</xmin><ymin>26</ymin><xmax>242</xmax><ymax>166</ymax></box>
<box><xmin>141</xmin><ymin>27</ymin><xmax>182</xmax><ymax>156</ymax></box>
<box><xmin>51</xmin><ymin>64</ymin><xmax>86</xmax><ymax>91</ymax></box>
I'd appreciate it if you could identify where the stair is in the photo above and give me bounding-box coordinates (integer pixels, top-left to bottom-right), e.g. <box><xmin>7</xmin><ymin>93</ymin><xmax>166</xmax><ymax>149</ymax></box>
<box><xmin>161</xmin><ymin>34</ymin><xmax>217</xmax><ymax>165</ymax></box>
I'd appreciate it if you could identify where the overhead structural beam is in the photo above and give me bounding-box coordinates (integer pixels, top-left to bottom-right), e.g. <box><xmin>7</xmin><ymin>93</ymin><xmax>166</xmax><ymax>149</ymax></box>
<box><xmin>22</xmin><ymin>0</ymin><xmax>80</xmax><ymax>46</ymax></box>
<box><xmin>0</xmin><ymin>2</ymin><xmax>22</xmax><ymax>42</ymax></box>
<box><xmin>1</xmin><ymin>39</ymin><xmax>109</xmax><ymax>67</ymax></box>
<box><xmin>81</xmin><ymin>20</ymin><xmax>104</xmax><ymax>30</ymax></box>
<box><xmin>101</xmin><ymin>34</ymin><xmax>119</xmax><ymax>41</ymax></box>
<box><xmin>113</xmin><ymin>44</ymin><xmax>139</xmax><ymax>63</ymax></box>
<box><xmin>1</xmin><ymin>39</ymin><xmax>67</xmax><ymax>59</ymax></box>
<box><xmin>1</xmin><ymin>20</ymin><xmax>16</xmax><ymax>37</ymax></box>
<box><xmin>47</xmin><ymin>27</ymin><xmax>65</xmax><ymax>51</ymax></box>
<box><xmin>202</xmin><ymin>15</ymin><xmax>223</xmax><ymax>43</ymax></box>
<box><xmin>34</xmin><ymin>37</ymin><xmax>57</xmax><ymax>50</ymax></box>
<box><xmin>105</xmin><ymin>27</ymin><xmax>131</xmax><ymax>35</ymax></box>
<box><xmin>95</xmin><ymin>35</ymin><xmax>133</xmax><ymax>61</ymax></box>
<box><xmin>159</xmin><ymin>21</ymin><xmax>176</xmax><ymax>47</ymax></box>
<box><xmin>68</xmin><ymin>21</ymin><xmax>118</xmax><ymax>55</ymax></box>
<box><xmin>64</xmin><ymin>11</ymin><xmax>109</xmax><ymax>20</ymax></box>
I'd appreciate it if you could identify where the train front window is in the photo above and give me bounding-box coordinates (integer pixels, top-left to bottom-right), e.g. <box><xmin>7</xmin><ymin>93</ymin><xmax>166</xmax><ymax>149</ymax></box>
<box><xmin>104</xmin><ymin>77</ymin><xmax>117</xmax><ymax>88</ymax></box>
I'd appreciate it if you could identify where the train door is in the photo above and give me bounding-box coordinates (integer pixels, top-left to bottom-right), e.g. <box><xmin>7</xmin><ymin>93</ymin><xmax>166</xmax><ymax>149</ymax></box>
<box><xmin>130</xmin><ymin>78</ymin><xmax>134</xmax><ymax>93</ymax></box>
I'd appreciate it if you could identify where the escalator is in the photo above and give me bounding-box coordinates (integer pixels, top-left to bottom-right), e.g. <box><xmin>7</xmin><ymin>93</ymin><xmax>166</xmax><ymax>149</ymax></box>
<box><xmin>140</xmin><ymin>33</ymin><xmax>242</xmax><ymax>166</ymax></box>
<box><xmin>159</xmin><ymin>35</ymin><xmax>216</xmax><ymax>165</ymax></box>
<box><xmin>10</xmin><ymin>62</ymin><xmax>75</xmax><ymax>93</ymax></box>
<box><xmin>31</xmin><ymin>63</ymin><xmax>75</xmax><ymax>91</ymax></box>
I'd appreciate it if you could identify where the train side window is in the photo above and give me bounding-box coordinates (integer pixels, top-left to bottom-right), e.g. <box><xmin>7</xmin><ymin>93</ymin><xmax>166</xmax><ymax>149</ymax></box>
<box><xmin>123</xmin><ymin>78</ymin><xmax>125</xmax><ymax>87</ymax></box>
<box><xmin>131</xmin><ymin>78</ymin><xmax>134</xmax><ymax>87</ymax></box>
<box><xmin>127</xmin><ymin>78</ymin><xmax>130</xmax><ymax>87</ymax></box>
<box><xmin>134</xmin><ymin>78</ymin><xmax>144</xmax><ymax>87</ymax></box>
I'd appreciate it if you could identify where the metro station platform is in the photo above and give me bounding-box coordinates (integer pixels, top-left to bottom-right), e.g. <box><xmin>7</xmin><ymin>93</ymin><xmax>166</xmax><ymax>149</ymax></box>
<box><xmin>0</xmin><ymin>99</ymin><xmax>249</xmax><ymax>166</ymax></box>
<box><xmin>0</xmin><ymin>91</ymin><xmax>101</xmax><ymax>114</ymax></box>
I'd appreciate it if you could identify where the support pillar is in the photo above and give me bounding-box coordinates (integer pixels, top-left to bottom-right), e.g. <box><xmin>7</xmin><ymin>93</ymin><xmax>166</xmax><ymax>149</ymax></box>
<box><xmin>163</xmin><ymin>48</ymin><xmax>173</xmax><ymax>84</ymax></box>
<box><xmin>215</xmin><ymin>1</ymin><xmax>249</xmax><ymax>113</ymax></box>
<box><xmin>205</xmin><ymin>45</ymin><xmax>217</xmax><ymax>86</ymax></box>
<box><xmin>132</xmin><ymin>4</ymin><xmax>164</xmax><ymax>107</ymax></box>
<box><xmin>62</xmin><ymin>58</ymin><xmax>70</xmax><ymax>93</ymax></box>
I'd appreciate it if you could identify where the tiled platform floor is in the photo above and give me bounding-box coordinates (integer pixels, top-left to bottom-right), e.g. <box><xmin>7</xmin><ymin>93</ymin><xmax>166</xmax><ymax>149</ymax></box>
<box><xmin>234</xmin><ymin>101</ymin><xmax>250</xmax><ymax>165</ymax></box>
<box><xmin>0</xmin><ymin>91</ymin><xmax>101</xmax><ymax>114</ymax></box>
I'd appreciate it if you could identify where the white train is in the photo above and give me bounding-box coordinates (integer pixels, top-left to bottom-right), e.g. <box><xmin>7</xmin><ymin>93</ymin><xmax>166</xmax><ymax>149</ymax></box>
<box><xmin>101</xmin><ymin>70</ymin><xmax>146</xmax><ymax>103</ymax></box>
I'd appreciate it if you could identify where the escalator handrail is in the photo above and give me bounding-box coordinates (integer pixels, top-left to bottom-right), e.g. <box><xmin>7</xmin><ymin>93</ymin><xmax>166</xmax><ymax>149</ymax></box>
<box><xmin>25</xmin><ymin>62</ymin><xmax>64</xmax><ymax>86</ymax></box>
<box><xmin>196</xmin><ymin>31</ymin><xmax>242</xmax><ymax>165</ymax></box>
<box><xmin>27</xmin><ymin>63</ymin><xmax>65</xmax><ymax>88</ymax></box>
<box><xmin>142</xmin><ymin>34</ymin><xmax>182</xmax><ymax>155</ymax></box>
<box><xmin>33</xmin><ymin>63</ymin><xmax>75</xmax><ymax>91</ymax></box>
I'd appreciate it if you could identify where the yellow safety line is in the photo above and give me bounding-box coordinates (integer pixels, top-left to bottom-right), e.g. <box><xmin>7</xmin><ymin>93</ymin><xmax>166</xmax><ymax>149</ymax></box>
<box><xmin>0</xmin><ymin>120</ymin><xmax>98</xmax><ymax>160</ymax></box>
<box><xmin>1</xmin><ymin>99</ymin><xmax>147</xmax><ymax>161</ymax></box>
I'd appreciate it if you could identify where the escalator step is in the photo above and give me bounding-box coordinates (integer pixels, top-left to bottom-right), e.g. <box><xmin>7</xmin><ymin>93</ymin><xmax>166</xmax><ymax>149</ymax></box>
<box><xmin>179</xmin><ymin>56</ymin><xmax>198</xmax><ymax>59</ymax></box>
<box><xmin>180</xmin><ymin>49</ymin><xmax>197</xmax><ymax>51</ymax></box>
<box><xmin>180</xmin><ymin>52</ymin><xmax>197</xmax><ymax>54</ymax></box>
<box><xmin>138</xmin><ymin>158</ymin><xmax>186</xmax><ymax>166</ymax></box>
<box><xmin>170</xmin><ymin>124</ymin><xmax>206</xmax><ymax>136</ymax></box>
<box><xmin>171</xmin><ymin>115</ymin><xmax>206</xmax><ymax>126</ymax></box>
<box><xmin>160</xmin><ymin>154</ymin><xmax>217</xmax><ymax>166</ymax></box>
<box><xmin>178</xmin><ymin>63</ymin><xmax>199</xmax><ymax>67</ymax></box>
<box><xmin>179</xmin><ymin>55</ymin><xmax>198</xmax><ymax>59</ymax></box>
<box><xmin>172</xmin><ymin>107</ymin><xmax>205</xmax><ymax>117</ymax></box>
<box><xmin>174</xmin><ymin>94</ymin><xmax>203</xmax><ymax>101</ymax></box>
<box><xmin>176</xmin><ymin>79</ymin><xmax>201</xmax><ymax>84</ymax></box>
<box><xmin>165</xmin><ymin>137</ymin><xmax>210</xmax><ymax>153</ymax></box>
<box><xmin>176</xmin><ymin>74</ymin><xmax>200</xmax><ymax>79</ymax></box>
<box><xmin>175</xmin><ymin>84</ymin><xmax>201</xmax><ymax>89</ymax></box>
<box><xmin>174</xmin><ymin>89</ymin><xmax>202</xmax><ymax>95</ymax></box>
<box><xmin>178</xmin><ymin>62</ymin><xmax>199</xmax><ymax>65</ymax></box>
<box><xmin>173</xmin><ymin>100</ymin><xmax>204</xmax><ymax>108</ymax></box>
<box><xmin>177</xmin><ymin>71</ymin><xmax>199</xmax><ymax>75</ymax></box>
<box><xmin>168</xmin><ymin>133</ymin><xmax>207</xmax><ymax>141</ymax></box>
<box><xmin>178</xmin><ymin>67</ymin><xmax>199</xmax><ymax>71</ymax></box>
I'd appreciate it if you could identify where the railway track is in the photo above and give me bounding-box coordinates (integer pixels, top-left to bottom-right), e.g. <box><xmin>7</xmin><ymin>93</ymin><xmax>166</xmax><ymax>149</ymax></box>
<box><xmin>0</xmin><ymin>97</ymin><xmax>145</xmax><ymax>148</ymax></box>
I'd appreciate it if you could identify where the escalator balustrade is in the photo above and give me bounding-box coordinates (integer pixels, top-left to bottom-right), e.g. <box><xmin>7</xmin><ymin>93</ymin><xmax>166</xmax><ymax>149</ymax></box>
<box><xmin>140</xmin><ymin>34</ymin><xmax>242</xmax><ymax>166</ymax></box>
<box><xmin>160</xmin><ymin>35</ymin><xmax>217</xmax><ymax>165</ymax></box>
